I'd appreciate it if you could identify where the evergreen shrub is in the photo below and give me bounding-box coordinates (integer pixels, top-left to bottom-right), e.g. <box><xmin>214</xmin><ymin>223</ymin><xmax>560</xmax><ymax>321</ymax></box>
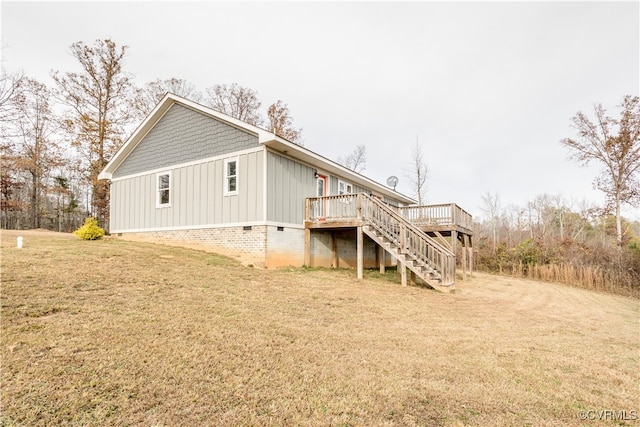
<box><xmin>74</xmin><ymin>217</ymin><xmax>105</xmax><ymax>240</ymax></box>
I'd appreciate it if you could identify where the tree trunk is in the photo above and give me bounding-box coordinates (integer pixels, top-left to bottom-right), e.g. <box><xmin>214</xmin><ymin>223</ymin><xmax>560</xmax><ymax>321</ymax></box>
<box><xmin>31</xmin><ymin>172</ymin><xmax>38</xmax><ymax>229</ymax></box>
<box><xmin>615</xmin><ymin>195</ymin><xmax>622</xmax><ymax>247</ymax></box>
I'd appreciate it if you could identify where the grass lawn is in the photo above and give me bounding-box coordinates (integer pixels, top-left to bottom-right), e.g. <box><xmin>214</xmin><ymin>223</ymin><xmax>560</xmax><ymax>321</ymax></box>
<box><xmin>1</xmin><ymin>230</ymin><xmax>638</xmax><ymax>426</ymax></box>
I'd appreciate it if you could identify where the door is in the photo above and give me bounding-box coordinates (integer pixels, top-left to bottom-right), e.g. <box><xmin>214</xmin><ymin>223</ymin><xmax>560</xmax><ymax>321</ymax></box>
<box><xmin>316</xmin><ymin>174</ymin><xmax>327</xmax><ymax>219</ymax></box>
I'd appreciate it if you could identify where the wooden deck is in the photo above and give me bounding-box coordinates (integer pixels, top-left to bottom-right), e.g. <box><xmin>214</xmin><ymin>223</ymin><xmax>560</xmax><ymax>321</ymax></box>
<box><xmin>397</xmin><ymin>204</ymin><xmax>473</xmax><ymax>235</ymax></box>
<box><xmin>303</xmin><ymin>194</ymin><xmax>474</xmax><ymax>286</ymax></box>
<box><xmin>305</xmin><ymin>195</ymin><xmax>473</xmax><ymax>236</ymax></box>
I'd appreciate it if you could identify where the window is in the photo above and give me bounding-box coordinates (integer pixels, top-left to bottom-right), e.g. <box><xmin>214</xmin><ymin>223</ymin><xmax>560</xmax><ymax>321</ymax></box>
<box><xmin>224</xmin><ymin>158</ymin><xmax>238</xmax><ymax>195</ymax></box>
<box><xmin>156</xmin><ymin>172</ymin><xmax>171</xmax><ymax>207</ymax></box>
<box><xmin>338</xmin><ymin>180</ymin><xmax>353</xmax><ymax>195</ymax></box>
<box><xmin>338</xmin><ymin>180</ymin><xmax>353</xmax><ymax>205</ymax></box>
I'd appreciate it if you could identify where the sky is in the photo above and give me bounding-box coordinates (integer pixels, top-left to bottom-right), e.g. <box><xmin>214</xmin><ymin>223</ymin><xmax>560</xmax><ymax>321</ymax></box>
<box><xmin>2</xmin><ymin>1</ymin><xmax>639</xmax><ymax>220</ymax></box>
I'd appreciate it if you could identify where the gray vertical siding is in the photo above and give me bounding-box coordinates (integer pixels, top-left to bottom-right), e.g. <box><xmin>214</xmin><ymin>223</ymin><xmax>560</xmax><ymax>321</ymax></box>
<box><xmin>266</xmin><ymin>152</ymin><xmax>316</xmax><ymax>224</ymax></box>
<box><xmin>110</xmin><ymin>150</ymin><xmax>264</xmax><ymax>231</ymax></box>
<box><xmin>113</xmin><ymin>104</ymin><xmax>259</xmax><ymax>178</ymax></box>
<box><xmin>383</xmin><ymin>196</ymin><xmax>400</xmax><ymax>207</ymax></box>
<box><xmin>265</xmin><ymin>152</ymin><xmax>406</xmax><ymax>225</ymax></box>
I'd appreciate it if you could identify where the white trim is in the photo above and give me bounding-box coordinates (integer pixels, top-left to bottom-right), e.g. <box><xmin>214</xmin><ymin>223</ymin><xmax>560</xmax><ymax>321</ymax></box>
<box><xmin>156</xmin><ymin>171</ymin><xmax>172</xmax><ymax>208</ymax></box>
<box><xmin>177</xmin><ymin>96</ymin><xmax>273</xmax><ymax>142</ymax></box>
<box><xmin>223</xmin><ymin>157</ymin><xmax>239</xmax><ymax>196</ymax></box>
<box><xmin>111</xmin><ymin>221</ymin><xmax>305</xmax><ymax>234</ymax></box>
<box><xmin>262</xmin><ymin>145</ymin><xmax>268</xmax><ymax>222</ymax></box>
<box><xmin>264</xmin><ymin>221</ymin><xmax>304</xmax><ymax>230</ymax></box>
<box><xmin>315</xmin><ymin>171</ymin><xmax>328</xmax><ymax>196</ymax></box>
<box><xmin>110</xmin><ymin>146</ymin><xmax>263</xmax><ymax>182</ymax></box>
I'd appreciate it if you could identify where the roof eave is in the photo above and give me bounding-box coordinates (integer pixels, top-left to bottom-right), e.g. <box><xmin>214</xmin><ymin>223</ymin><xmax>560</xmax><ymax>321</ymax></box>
<box><xmin>259</xmin><ymin>136</ymin><xmax>416</xmax><ymax>205</ymax></box>
<box><xmin>100</xmin><ymin>93</ymin><xmax>415</xmax><ymax>205</ymax></box>
<box><xmin>99</xmin><ymin>93</ymin><xmax>270</xmax><ymax>181</ymax></box>
<box><xmin>99</xmin><ymin>93</ymin><xmax>178</xmax><ymax>180</ymax></box>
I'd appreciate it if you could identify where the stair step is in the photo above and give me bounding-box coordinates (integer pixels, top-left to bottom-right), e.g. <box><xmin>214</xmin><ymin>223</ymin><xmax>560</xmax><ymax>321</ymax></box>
<box><xmin>361</xmin><ymin>209</ymin><xmax>454</xmax><ymax>288</ymax></box>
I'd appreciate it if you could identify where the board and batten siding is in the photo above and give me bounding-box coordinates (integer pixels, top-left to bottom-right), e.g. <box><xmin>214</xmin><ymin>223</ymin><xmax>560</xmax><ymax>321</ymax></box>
<box><xmin>264</xmin><ymin>151</ymin><xmax>407</xmax><ymax>225</ymax></box>
<box><xmin>113</xmin><ymin>104</ymin><xmax>259</xmax><ymax>179</ymax></box>
<box><xmin>110</xmin><ymin>150</ymin><xmax>264</xmax><ymax>232</ymax></box>
<box><xmin>266</xmin><ymin>151</ymin><xmax>316</xmax><ymax>225</ymax></box>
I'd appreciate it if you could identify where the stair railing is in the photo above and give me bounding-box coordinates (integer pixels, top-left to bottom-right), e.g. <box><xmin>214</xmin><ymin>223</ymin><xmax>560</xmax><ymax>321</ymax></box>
<box><xmin>359</xmin><ymin>194</ymin><xmax>456</xmax><ymax>285</ymax></box>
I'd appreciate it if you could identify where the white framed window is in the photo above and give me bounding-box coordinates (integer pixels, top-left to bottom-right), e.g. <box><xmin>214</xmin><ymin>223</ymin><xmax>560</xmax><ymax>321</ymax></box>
<box><xmin>224</xmin><ymin>157</ymin><xmax>238</xmax><ymax>195</ymax></box>
<box><xmin>156</xmin><ymin>171</ymin><xmax>171</xmax><ymax>207</ymax></box>
<box><xmin>338</xmin><ymin>180</ymin><xmax>353</xmax><ymax>195</ymax></box>
<box><xmin>338</xmin><ymin>179</ymin><xmax>353</xmax><ymax>204</ymax></box>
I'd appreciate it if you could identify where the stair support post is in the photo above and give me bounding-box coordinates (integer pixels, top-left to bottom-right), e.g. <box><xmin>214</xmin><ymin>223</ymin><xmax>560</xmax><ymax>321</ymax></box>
<box><xmin>461</xmin><ymin>231</ymin><xmax>467</xmax><ymax>280</ymax></box>
<box><xmin>466</xmin><ymin>234</ymin><xmax>473</xmax><ymax>277</ymax></box>
<box><xmin>304</xmin><ymin>228</ymin><xmax>311</xmax><ymax>266</ymax></box>
<box><xmin>357</xmin><ymin>225</ymin><xmax>363</xmax><ymax>280</ymax></box>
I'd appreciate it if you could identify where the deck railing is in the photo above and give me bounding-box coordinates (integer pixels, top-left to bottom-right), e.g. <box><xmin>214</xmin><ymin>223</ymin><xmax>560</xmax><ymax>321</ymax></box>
<box><xmin>398</xmin><ymin>203</ymin><xmax>473</xmax><ymax>232</ymax></box>
<box><xmin>307</xmin><ymin>194</ymin><xmax>359</xmax><ymax>222</ymax></box>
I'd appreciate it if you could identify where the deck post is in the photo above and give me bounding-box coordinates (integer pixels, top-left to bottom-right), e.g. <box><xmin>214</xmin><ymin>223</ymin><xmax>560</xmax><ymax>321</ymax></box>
<box><xmin>378</xmin><ymin>245</ymin><xmax>385</xmax><ymax>274</ymax></box>
<box><xmin>467</xmin><ymin>235</ymin><xmax>473</xmax><ymax>276</ymax></box>
<box><xmin>451</xmin><ymin>203</ymin><xmax>457</xmax><ymax>228</ymax></box>
<box><xmin>400</xmin><ymin>262</ymin><xmax>407</xmax><ymax>286</ymax></box>
<box><xmin>305</xmin><ymin>198</ymin><xmax>310</xmax><ymax>222</ymax></box>
<box><xmin>331</xmin><ymin>233</ymin><xmax>338</xmax><ymax>268</ymax></box>
<box><xmin>357</xmin><ymin>225</ymin><xmax>363</xmax><ymax>280</ymax></box>
<box><xmin>304</xmin><ymin>228</ymin><xmax>311</xmax><ymax>266</ymax></box>
<box><xmin>461</xmin><ymin>232</ymin><xmax>467</xmax><ymax>280</ymax></box>
<box><xmin>451</xmin><ymin>230</ymin><xmax>457</xmax><ymax>254</ymax></box>
<box><xmin>451</xmin><ymin>230</ymin><xmax>458</xmax><ymax>279</ymax></box>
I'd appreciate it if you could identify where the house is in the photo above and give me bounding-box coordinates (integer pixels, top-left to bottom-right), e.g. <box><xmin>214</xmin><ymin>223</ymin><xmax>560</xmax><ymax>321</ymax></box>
<box><xmin>99</xmin><ymin>93</ymin><xmax>473</xmax><ymax>288</ymax></box>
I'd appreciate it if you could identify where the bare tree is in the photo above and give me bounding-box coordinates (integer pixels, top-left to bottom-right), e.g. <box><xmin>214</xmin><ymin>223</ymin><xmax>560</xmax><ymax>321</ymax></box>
<box><xmin>0</xmin><ymin>69</ymin><xmax>23</xmax><ymax>139</ymax></box>
<box><xmin>10</xmin><ymin>78</ymin><xmax>64</xmax><ymax>228</ymax></box>
<box><xmin>203</xmin><ymin>83</ymin><xmax>263</xmax><ymax>126</ymax></box>
<box><xmin>337</xmin><ymin>144</ymin><xmax>367</xmax><ymax>173</ymax></box>
<box><xmin>480</xmin><ymin>191</ymin><xmax>502</xmax><ymax>253</ymax></box>
<box><xmin>0</xmin><ymin>142</ymin><xmax>23</xmax><ymax>228</ymax></box>
<box><xmin>0</xmin><ymin>69</ymin><xmax>23</xmax><ymax>227</ymax></box>
<box><xmin>266</xmin><ymin>100</ymin><xmax>303</xmax><ymax>145</ymax></box>
<box><xmin>134</xmin><ymin>77</ymin><xmax>202</xmax><ymax>117</ymax></box>
<box><xmin>561</xmin><ymin>95</ymin><xmax>640</xmax><ymax>246</ymax></box>
<box><xmin>52</xmin><ymin>39</ymin><xmax>137</xmax><ymax>225</ymax></box>
<box><xmin>407</xmin><ymin>138</ymin><xmax>428</xmax><ymax>205</ymax></box>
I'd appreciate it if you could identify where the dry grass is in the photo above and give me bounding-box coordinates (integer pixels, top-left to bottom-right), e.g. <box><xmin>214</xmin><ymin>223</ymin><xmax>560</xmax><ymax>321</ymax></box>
<box><xmin>501</xmin><ymin>262</ymin><xmax>640</xmax><ymax>299</ymax></box>
<box><xmin>1</xmin><ymin>229</ymin><xmax>638</xmax><ymax>426</ymax></box>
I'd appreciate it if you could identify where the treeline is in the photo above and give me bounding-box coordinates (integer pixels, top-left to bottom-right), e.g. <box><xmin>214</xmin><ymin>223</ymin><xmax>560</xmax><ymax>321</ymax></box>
<box><xmin>1</xmin><ymin>39</ymin><xmax>302</xmax><ymax>231</ymax></box>
<box><xmin>473</xmin><ymin>192</ymin><xmax>640</xmax><ymax>297</ymax></box>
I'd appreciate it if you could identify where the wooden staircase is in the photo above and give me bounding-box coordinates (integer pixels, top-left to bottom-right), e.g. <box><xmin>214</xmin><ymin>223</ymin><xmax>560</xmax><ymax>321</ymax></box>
<box><xmin>359</xmin><ymin>194</ymin><xmax>456</xmax><ymax>290</ymax></box>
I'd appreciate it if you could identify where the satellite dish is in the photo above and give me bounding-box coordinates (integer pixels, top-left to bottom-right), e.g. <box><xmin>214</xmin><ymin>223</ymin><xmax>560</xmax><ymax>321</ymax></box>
<box><xmin>386</xmin><ymin>176</ymin><xmax>398</xmax><ymax>190</ymax></box>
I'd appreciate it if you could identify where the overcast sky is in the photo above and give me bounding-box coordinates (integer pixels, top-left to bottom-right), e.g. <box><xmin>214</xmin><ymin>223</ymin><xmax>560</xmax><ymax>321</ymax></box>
<box><xmin>2</xmin><ymin>1</ymin><xmax>639</xmax><ymax>220</ymax></box>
